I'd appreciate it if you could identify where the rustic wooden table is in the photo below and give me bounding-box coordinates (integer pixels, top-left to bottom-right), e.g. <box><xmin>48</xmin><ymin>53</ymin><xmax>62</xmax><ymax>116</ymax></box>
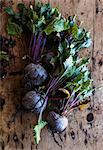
<box><xmin>0</xmin><ymin>0</ymin><xmax>103</xmax><ymax>150</ymax></box>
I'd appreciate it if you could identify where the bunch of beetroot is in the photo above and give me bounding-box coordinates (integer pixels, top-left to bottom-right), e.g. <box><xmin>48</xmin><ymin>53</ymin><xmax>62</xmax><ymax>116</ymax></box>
<box><xmin>5</xmin><ymin>2</ymin><xmax>93</xmax><ymax>145</ymax></box>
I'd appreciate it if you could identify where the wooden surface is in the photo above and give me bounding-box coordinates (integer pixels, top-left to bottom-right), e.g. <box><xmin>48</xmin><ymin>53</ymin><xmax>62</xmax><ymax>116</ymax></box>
<box><xmin>0</xmin><ymin>0</ymin><xmax>103</xmax><ymax>150</ymax></box>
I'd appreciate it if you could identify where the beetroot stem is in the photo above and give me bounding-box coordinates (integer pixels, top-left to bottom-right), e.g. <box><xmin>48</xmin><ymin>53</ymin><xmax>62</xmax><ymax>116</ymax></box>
<box><xmin>33</xmin><ymin>32</ymin><xmax>43</xmax><ymax>62</ymax></box>
<box><xmin>38</xmin><ymin>96</ymin><xmax>48</xmax><ymax>123</ymax></box>
<box><xmin>32</xmin><ymin>33</ymin><xmax>37</xmax><ymax>58</ymax></box>
<box><xmin>29</xmin><ymin>33</ymin><xmax>34</xmax><ymax>55</ymax></box>
<box><xmin>63</xmin><ymin>92</ymin><xmax>75</xmax><ymax>112</ymax></box>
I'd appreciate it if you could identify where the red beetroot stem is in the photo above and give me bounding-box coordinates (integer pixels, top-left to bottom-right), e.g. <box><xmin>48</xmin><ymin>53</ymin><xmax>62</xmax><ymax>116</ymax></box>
<box><xmin>41</xmin><ymin>36</ymin><xmax>46</xmax><ymax>53</ymax></box>
<box><xmin>33</xmin><ymin>33</ymin><xmax>43</xmax><ymax>62</ymax></box>
<box><xmin>29</xmin><ymin>33</ymin><xmax>34</xmax><ymax>55</ymax></box>
<box><xmin>31</xmin><ymin>33</ymin><xmax>37</xmax><ymax>58</ymax></box>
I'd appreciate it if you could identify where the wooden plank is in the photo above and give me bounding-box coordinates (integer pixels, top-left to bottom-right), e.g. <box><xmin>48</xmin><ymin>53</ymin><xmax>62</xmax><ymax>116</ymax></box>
<box><xmin>0</xmin><ymin>0</ymin><xmax>103</xmax><ymax>150</ymax></box>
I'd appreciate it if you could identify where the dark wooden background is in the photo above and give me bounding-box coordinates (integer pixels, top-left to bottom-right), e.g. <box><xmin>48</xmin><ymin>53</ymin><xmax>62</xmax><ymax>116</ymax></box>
<box><xmin>0</xmin><ymin>0</ymin><xmax>103</xmax><ymax>150</ymax></box>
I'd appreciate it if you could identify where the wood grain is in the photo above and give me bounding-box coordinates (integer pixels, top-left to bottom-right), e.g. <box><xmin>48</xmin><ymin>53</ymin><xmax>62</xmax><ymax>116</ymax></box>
<box><xmin>0</xmin><ymin>0</ymin><xmax>103</xmax><ymax>150</ymax></box>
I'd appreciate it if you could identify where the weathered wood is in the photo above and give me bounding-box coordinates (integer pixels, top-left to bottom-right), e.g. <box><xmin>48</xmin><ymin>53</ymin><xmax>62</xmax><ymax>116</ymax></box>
<box><xmin>0</xmin><ymin>0</ymin><xmax>103</xmax><ymax>150</ymax></box>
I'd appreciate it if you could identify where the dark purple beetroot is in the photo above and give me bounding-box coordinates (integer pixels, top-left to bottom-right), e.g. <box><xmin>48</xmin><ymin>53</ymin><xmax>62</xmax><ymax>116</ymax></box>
<box><xmin>22</xmin><ymin>91</ymin><xmax>45</xmax><ymax>113</ymax></box>
<box><xmin>24</xmin><ymin>63</ymin><xmax>48</xmax><ymax>88</ymax></box>
<box><xmin>47</xmin><ymin>111</ymin><xmax>68</xmax><ymax>133</ymax></box>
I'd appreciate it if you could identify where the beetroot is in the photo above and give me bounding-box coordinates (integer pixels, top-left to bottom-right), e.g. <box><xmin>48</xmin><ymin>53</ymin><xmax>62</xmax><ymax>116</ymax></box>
<box><xmin>24</xmin><ymin>63</ymin><xmax>48</xmax><ymax>88</ymax></box>
<box><xmin>47</xmin><ymin>111</ymin><xmax>68</xmax><ymax>133</ymax></box>
<box><xmin>22</xmin><ymin>91</ymin><xmax>45</xmax><ymax>113</ymax></box>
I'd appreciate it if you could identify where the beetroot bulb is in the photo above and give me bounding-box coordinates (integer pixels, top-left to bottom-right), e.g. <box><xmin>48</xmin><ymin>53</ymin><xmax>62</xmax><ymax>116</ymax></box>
<box><xmin>47</xmin><ymin>111</ymin><xmax>68</xmax><ymax>133</ymax></box>
<box><xmin>22</xmin><ymin>91</ymin><xmax>46</xmax><ymax>113</ymax></box>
